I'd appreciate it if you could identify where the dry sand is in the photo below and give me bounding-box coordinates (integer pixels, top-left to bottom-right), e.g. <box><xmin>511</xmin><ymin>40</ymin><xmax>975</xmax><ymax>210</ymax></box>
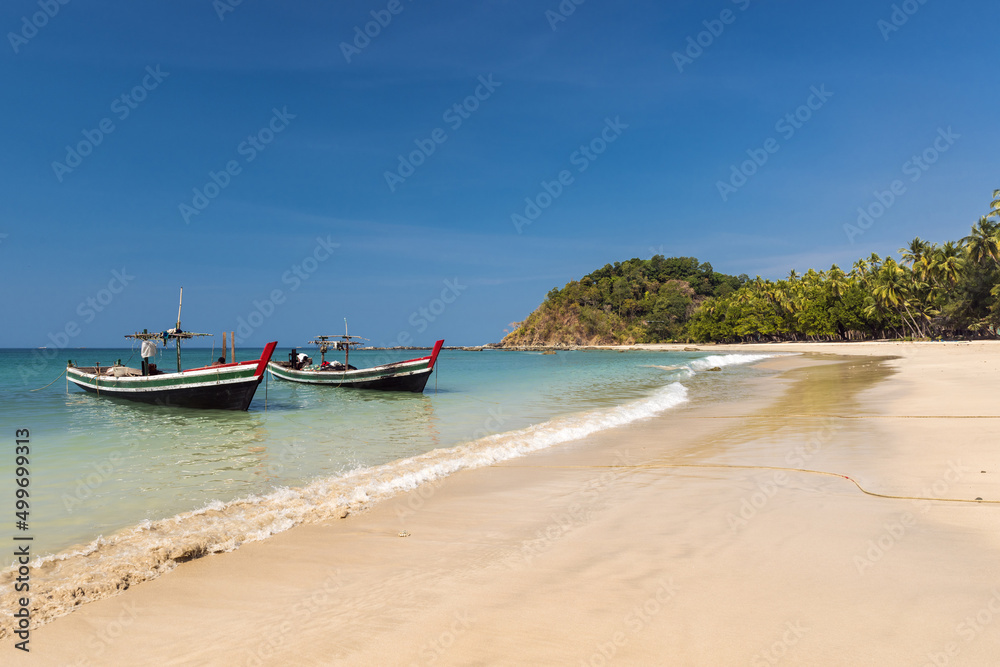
<box><xmin>6</xmin><ymin>342</ymin><xmax>1000</xmax><ymax>665</ymax></box>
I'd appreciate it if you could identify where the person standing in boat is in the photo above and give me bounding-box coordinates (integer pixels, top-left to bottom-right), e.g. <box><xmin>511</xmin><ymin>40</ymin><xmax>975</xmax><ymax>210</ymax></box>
<box><xmin>141</xmin><ymin>339</ymin><xmax>157</xmax><ymax>376</ymax></box>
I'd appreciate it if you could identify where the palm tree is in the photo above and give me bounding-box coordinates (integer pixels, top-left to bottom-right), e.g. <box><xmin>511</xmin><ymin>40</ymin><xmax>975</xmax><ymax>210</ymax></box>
<box><xmin>900</xmin><ymin>237</ymin><xmax>936</xmax><ymax>283</ymax></box>
<box><xmin>962</xmin><ymin>216</ymin><xmax>1000</xmax><ymax>266</ymax></box>
<box><xmin>900</xmin><ymin>236</ymin><xmax>930</xmax><ymax>267</ymax></box>
<box><xmin>868</xmin><ymin>252</ymin><xmax>884</xmax><ymax>274</ymax></box>
<box><xmin>827</xmin><ymin>264</ymin><xmax>848</xmax><ymax>298</ymax></box>
<box><xmin>851</xmin><ymin>258</ymin><xmax>870</xmax><ymax>280</ymax></box>
<box><xmin>933</xmin><ymin>241</ymin><xmax>964</xmax><ymax>287</ymax></box>
<box><xmin>870</xmin><ymin>259</ymin><xmax>926</xmax><ymax>337</ymax></box>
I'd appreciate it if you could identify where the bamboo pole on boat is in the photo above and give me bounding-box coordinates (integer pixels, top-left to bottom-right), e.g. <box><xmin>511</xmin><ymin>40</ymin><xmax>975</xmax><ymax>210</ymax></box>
<box><xmin>176</xmin><ymin>287</ymin><xmax>184</xmax><ymax>372</ymax></box>
<box><xmin>176</xmin><ymin>287</ymin><xmax>183</xmax><ymax>330</ymax></box>
<box><xmin>231</xmin><ymin>332</ymin><xmax>235</xmax><ymax>364</ymax></box>
<box><xmin>222</xmin><ymin>331</ymin><xmax>227</xmax><ymax>362</ymax></box>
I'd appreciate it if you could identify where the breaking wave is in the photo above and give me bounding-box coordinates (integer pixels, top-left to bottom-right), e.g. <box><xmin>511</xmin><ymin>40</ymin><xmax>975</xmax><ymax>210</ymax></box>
<box><xmin>0</xmin><ymin>381</ymin><xmax>690</xmax><ymax>637</ymax></box>
<box><xmin>0</xmin><ymin>351</ymin><xmax>779</xmax><ymax>637</ymax></box>
<box><xmin>687</xmin><ymin>353</ymin><xmax>778</xmax><ymax>371</ymax></box>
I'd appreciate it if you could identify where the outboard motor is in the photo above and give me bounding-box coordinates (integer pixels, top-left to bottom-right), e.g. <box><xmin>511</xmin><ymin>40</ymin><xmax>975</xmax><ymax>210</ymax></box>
<box><xmin>289</xmin><ymin>348</ymin><xmax>298</xmax><ymax>367</ymax></box>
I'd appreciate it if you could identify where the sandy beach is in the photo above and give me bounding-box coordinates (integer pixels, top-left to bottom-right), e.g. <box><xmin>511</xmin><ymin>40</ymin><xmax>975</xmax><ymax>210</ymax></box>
<box><xmin>7</xmin><ymin>342</ymin><xmax>1000</xmax><ymax>665</ymax></box>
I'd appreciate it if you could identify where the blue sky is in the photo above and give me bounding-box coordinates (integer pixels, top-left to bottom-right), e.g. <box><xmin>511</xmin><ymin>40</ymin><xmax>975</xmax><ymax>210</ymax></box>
<box><xmin>0</xmin><ymin>0</ymin><xmax>996</xmax><ymax>347</ymax></box>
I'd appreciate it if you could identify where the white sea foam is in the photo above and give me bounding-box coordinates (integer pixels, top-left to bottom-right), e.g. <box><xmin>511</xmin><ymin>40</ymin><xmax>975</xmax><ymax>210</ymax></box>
<box><xmin>687</xmin><ymin>353</ymin><xmax>777</xmax><ymax>371</ymax></box>
<box><xmin>641</xmin><ymin>352</ymin><xmax>785</xmax><ymax>381</ymax></box>
<box><xmin>0</xmin><ymin>381</ymin><xmax>692</xmax><ymax>637</ymax></box>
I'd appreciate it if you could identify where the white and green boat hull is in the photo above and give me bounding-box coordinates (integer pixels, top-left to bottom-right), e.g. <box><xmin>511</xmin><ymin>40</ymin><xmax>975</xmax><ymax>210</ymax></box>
<box><xmin>66</xmin><ymin>342</ymin><xmax>277</xmax><ymax>410</ymax></box>
<box><xmin>267</xmin><ymin>340</ymin><xmax>443</xmax><ymax>393</ymax></box>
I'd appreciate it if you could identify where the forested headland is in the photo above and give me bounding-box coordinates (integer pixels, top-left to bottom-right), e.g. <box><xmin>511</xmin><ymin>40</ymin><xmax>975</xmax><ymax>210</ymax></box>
<box><xmin>502</xmin><ymin>190</ymin><xmax>1000</xmax><ymax>345</ymax></box>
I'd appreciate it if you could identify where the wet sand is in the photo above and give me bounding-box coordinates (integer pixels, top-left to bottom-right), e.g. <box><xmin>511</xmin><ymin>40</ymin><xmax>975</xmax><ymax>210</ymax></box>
<box><xmin>7</xmin><ymin>342</ymin><xmax>1000</xmax><ymax>665</ymax></box>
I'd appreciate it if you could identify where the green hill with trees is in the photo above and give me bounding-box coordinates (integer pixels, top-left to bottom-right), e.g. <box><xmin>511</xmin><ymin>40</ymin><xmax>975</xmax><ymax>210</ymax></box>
<box><xmin>502</xmin><ymin>257</ymin><xmax>744</xmax><ymax>345</ymax></box>
<box><xmin>502</xmin><ymin>190</ymin><xmax>1000</xmax><ymax>345</ymax></box>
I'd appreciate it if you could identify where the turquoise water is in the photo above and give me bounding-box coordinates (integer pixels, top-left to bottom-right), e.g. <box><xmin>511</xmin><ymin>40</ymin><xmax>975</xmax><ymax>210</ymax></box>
<box><xmin>0</xmin><ymin>345</ymin><xmax>777</xmax><ymax>625</ymax></box>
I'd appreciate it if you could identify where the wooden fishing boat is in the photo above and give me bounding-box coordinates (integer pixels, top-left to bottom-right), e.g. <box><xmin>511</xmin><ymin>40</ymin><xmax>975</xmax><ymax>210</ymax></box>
<box><xmin>267</xmin><ymin>335</ymin><xmax>444</xmax><ymax>393</ymax></box>
<box><xmin>65</xmin><ymin>288</ymin><xmax>277</xmax><ymax>410</ymax></box>
<box><xmin>66</xmin><ymin>345</ymin><xmax>276</xmax><ymax>410</ymax></box>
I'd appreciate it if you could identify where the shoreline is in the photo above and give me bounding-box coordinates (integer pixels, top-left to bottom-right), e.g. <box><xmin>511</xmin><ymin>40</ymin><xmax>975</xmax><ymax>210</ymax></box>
<box><xmin>6</xmin><ymin>342</ymin><xmax>1000</xmax><ymax>663</ymax></box>
<box><xmin>498</xmin><ymin>339</ymin><xmax>995</xmax><ymax>351</ymax></box>
<box><xmin>0</xmin><ymin>347</ymin><xmax>751</xmax><ymax>639</ymax></box>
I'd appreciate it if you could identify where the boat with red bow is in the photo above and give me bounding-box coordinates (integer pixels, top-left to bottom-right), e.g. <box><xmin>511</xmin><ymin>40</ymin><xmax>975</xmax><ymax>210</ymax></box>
<box><xmin>267</xmin><ymin>335</ymin><xmax>444</xmax><ymax>393</ymax></box>
<box><xmin>64</xmin><ymin>289</ymin><xmax>277</xmax><ymax>410</ymax></box>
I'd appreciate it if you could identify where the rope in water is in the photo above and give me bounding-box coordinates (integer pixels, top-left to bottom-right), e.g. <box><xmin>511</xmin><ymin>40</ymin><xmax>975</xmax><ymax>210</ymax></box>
<box><xmin>30</xmin><ymin>369</ymin><xmax>67</xmax><ymax>392</ymax></box>
<box><xmin>504</xmin><ymin>462</ymin><xmax>1000</xmax><ymax>505</ymax></box>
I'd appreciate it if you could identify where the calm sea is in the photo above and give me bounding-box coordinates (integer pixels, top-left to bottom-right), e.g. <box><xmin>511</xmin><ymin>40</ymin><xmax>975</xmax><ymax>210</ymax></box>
<box><xmin>0</xmin><ymin>345</ymin><xmax>778</xmax><ymax>628</ymax></box>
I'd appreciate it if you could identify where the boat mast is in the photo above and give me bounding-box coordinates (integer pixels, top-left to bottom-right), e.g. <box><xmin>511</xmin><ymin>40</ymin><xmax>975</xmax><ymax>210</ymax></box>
<box><xmin>306</xmin><ymin>330</ymin><xmax>368</xmax><ymax>368</ymax></box>
<box><xmin>125</xmin><ymin>288</ymin><xmax>210</xmax><ymax>374</ymax></box>
<box><xmin>176</xmin><ymin>287</ymin><xmax>183</xmax><ymax>372</ymax></box>
<box><xmin>177</xmin><ymin>287</ymin><xmax>183</xmax><ymax>330</ymax></box>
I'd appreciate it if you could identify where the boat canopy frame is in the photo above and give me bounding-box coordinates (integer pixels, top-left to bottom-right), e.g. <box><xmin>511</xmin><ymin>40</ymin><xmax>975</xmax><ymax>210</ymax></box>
<box><xmin>306</xmin><ymin>334</ymin><xmax>370</xmax><ymax>366</ymax></box>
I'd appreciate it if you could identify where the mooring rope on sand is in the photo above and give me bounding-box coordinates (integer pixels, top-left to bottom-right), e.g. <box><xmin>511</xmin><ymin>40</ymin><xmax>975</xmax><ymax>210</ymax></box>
<box><xmin>505</xmin><ymin>462</ymin><xmax>1000</xmax><ymax>505</ymax></box>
